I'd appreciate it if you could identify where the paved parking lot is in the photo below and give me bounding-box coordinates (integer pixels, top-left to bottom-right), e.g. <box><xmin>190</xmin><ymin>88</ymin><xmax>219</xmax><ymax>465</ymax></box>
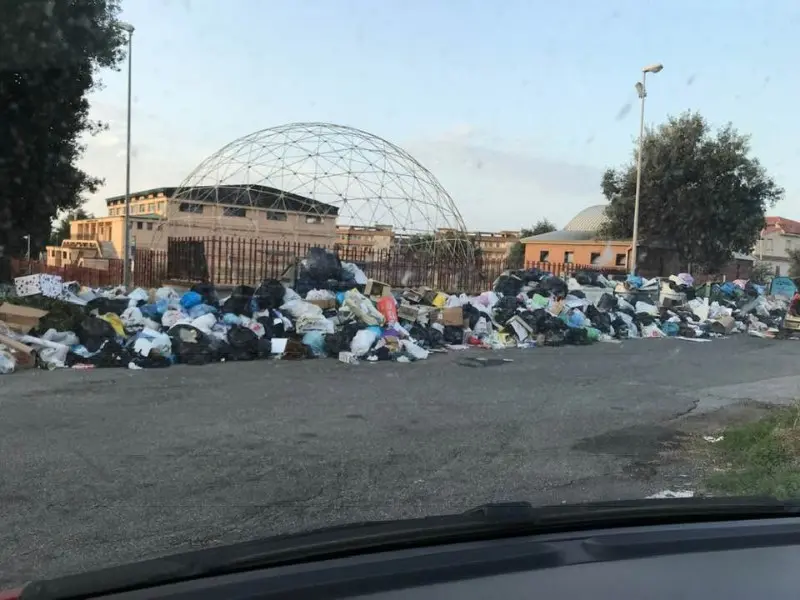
<box><xmin>3</xmin><ymin>335</ymin><xmax>800</xmax><ymax>586</ymax></box>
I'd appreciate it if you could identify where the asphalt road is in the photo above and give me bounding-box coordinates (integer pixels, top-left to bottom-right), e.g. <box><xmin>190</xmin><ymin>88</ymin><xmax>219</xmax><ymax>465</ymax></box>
<box><xmin>2</xmin><ymin>335</ymin><xmax>800</xmax><ymax>586</ymax></box>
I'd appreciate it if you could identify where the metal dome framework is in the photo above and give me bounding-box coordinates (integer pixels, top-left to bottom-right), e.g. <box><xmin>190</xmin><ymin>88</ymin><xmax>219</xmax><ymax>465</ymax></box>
<box><xmin>160</xmin><ymin>122</ymin><xmax>473</xmax><ymax>259</ymax></box>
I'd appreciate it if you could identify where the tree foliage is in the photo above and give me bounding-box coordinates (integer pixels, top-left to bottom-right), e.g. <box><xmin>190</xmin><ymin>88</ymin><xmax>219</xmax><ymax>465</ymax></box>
<box><xmin>0</xmin><ymin>0</ymin><xmax>125</xmax><ymax>256</ymax></box>
<box><xmin>787</xmin><ymin>249</ymin><xmax>800</xmax><ymax>279</ymax></box>
<box><xmin>49</xmin><ymin>207</ymin><xmax>94</xmax><ymax>246</ymax></box>
<box><xmin>507</xmin><ymin>218</ymin><xmax>557</xmax><ymax>267</ymax></box>
<box><xmin>598</xmin><ymin>111</ymin><xmax>783</xmax><ymax>272</ymax></box>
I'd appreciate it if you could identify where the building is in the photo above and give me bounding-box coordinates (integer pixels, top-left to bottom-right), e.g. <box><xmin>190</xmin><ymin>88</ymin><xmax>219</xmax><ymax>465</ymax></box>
<box><xmin>754</xmin><ymin>216</ymin><xmax>800</xmax><ymax>276</ymax></box>
<box><xmin>46</xmin><ymin>185</ymin><xmax>339</xmax><ymax>268</ymax></box>
<box><xmin>521</xmin><ymin>205</ymin><xmax>631</xmax><ymax>268</ymax></box>
<box><xmin>335</xmin><ymin>225</ymin><xmax>394</xmax><ymax>250</ymax></box>
<box><xmin>471</xmin><ymin>230</ymin><xmax>520</xmax><ymax>260</ymax></box>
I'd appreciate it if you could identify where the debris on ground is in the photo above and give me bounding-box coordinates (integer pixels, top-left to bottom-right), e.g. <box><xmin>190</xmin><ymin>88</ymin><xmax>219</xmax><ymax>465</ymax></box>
<box><xmin>0</xmin><ymin>257</ymin><xmax>793</xmax><ymax>375</ymax></box>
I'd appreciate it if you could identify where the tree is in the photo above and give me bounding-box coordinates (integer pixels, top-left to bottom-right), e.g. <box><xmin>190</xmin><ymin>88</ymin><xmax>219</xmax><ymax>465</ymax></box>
<box><xmin>598</xmin><ymin>111</ymin><xmax>783</xmax><ymax>272</ymax></box>
<box><xmin>788</xmin><ymin>250</ymin><xmax>800</xmax><ymax>278</ymax></box>
<box><xmin>0</xmin><ymin>0</ymin><xmax>125</xmax><ymax>257</ymax></box>
<box><xmin>750</xmin><ymin>261</ymin><xmax>776</xmax><ymax>284</ymax></box>
<box><xmin>507</xmin><ymin>218</ymin><xmax>557</xmax><ymax>267</ymax></box>
<box><xmin>49</xmin><ymin>207</ymin><xmax>94</xmax><ymax>246</ymax></box>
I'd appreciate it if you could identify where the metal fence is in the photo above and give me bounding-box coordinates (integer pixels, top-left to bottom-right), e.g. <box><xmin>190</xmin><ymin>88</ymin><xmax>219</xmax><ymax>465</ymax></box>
<box><xmin>164</xmin><ymin>236</ymin><xmax>626</xmax><ymax>293</ymax></box>
<box><xmin>5</xmin><ymin>237</ymin><xmax>627</xmax><ymax>292</ymax></box>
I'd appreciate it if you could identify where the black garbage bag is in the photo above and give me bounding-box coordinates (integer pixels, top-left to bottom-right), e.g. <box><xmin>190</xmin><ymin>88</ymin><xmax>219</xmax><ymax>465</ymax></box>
<box><xmin>522</xmin><ymin>268</ymin><xmax>545</xmax><ymax>283</ymax></box>
<box><xmin>221</xmin><ymin>285</ymin><xmax>255</xmax><ymax>316</ymax></box>
<box><xmin>544</xmin><ymin>329</ymin><xmax>565</xmax><ymax>346</ymax></box>
<box><xmin>253</xmin><ymin>279</ymin><xmax>286</xmax><ymax>311</ymax></box>
<box><xmin>305</xmin><ymin>247</ymin><xmax>342</xmax><ymax>282</ymax></box>
<box><xmin>77</xmin><ymin>317</ymin><xmax>118</xmax><ymax>353</ymax></box>
<box><xmin>611</xmin><ymin>316</ymin><xmax>630</xmax><ymax>339</ymax></box>
<box><xmin>462</xmin><ymin>303</ymin><xmax>482</xmax><ymax>329</ymax></box>
<box><xmin>168</xmin><ymin>324</ymin><xmax>215</xmax><ymax>365</ymax></box>
<box><xmin>574</xmin><ymin>270</ymin><xmax>601</xmax><ymax>286</ymax></box>
<box><xmin>324</xmin><ymin>322</ymin><xmax>361</xmax><ymax>355</ymax></box>
<box><xmin>408</xmin><ymin>324</ymin><xmax>446</xmax><ymax>349</ymax></box>
<box><xmin>564</xmin><ymin>328</ymin><xmax>590</xmax><ymax>345</ymax></box>
<box><xmin>493</xmin><ymin>273</ymin><xmax>524</xmax><ymax>296</ymax></box>
<box><xmin>570</xmin><ymin>289</ymin><xmax>586</xmax><ymax>299</ymax></box>
<box><xmin>538</xmin><ymin>276</ymin><xmax>568</xmax><ymax>298</ymax></box>
<box><xmin>597</xmin><ymin>293</ymin><xmax>617</xmax><ymax>312</ymax></box>
<box><xmin>226</xmin><ymin>325</ymin><xmax>260</xmax><ymax>361</ymax></box>
<box><xmin>519</xmin><ymin>310</ymin><xmax>539</xmax><ymax>332</ymax></box>
<box><xmin>191</xmin><ymin>282</ymin><xmax>220</xmax><ymax>308</ymax></box>
<box><xmin>130</xmin><ymin>353</ymin><xmax>171</xmax><ymax>369</ymax></box>
<box><xmin>442</xmin><ymin>325</ymin><xmax>463</xmax><ymax>345</ymax></box>
<box><xmin>585</xmin><ymin>305</ymin><xmax>611</xmax><ymax>333</ymax></box>
<box><xmin>66</xmin><ymin>338</ymin><xmax>131</xmax><ymax>368</ymax></box>
<box><xmin>86</xmin><ymin>296</ymin><xmax>130</xmax><ymax>316</ymax></box>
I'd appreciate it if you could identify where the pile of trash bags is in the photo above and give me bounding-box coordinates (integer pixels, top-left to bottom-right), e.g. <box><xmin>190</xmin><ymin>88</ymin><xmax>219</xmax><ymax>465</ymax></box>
<box><xmin>0</xmin><ymin>250</ymin><xmax>793</xmax><ymax>375</ymax></box>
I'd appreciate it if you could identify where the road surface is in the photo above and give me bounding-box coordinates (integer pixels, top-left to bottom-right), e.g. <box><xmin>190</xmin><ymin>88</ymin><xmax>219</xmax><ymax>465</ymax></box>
<box><xmin>2</xmin><ymin>334</ymin><xmax>799</xmax><ymax>586</ymax></box>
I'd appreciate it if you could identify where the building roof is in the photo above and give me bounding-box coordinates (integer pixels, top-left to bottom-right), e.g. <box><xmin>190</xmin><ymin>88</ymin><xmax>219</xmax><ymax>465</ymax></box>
<box><xmin>106</xmin><ymin>185</ymin><xmax>339</xmax><ymax>216</ymax></box>
<box><xmin>563</xmin><ymin>204</ymin><xmax>609</xmax><ymax>232</ymax></box>
<box><xmin>520</xmin><ymin>230</ymin><xmax>597</xmax><ymax>243</ymax></box>
<box><xmin>765</xmin><ymin>216</ymin><xmax>800</xmax><ymax>236</ymax></box>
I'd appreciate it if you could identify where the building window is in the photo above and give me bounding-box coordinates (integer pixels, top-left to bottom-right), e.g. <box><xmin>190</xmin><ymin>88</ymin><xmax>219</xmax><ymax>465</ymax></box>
<box><xmin>147</xmin><ymin>222</ymin><xmax>153</xmax><ymax>230</ymax></box>
<box><xmin>539</xmin><ymin>250</ymin><xmax>549</xmax><ymax>262</ymax></box>
<box><xmin>147</xmin><ymin>204</ymin><xmax>154</xmax><ymax>213</ymax></box>
<box><xmin>305</xmin><ymin>215</ymin><xmax>322</xmax><ymax>224</ymax></box>
<box><xmin>787</xmin><ymin>239</ymin><xmax>793</xmax><ymax>251</ymax></box>
<box><xmin>179</xmin><ymin>202</ymin><xmax>203</xmax><ymax>213</ymax></box>
<box><xmin>222</xmin><ymin>206</ymin><xmax>247</xmax><ymax>218</ymax></box>
<box><xmin>564</xmin><ymin>251</ymin><xmax>574</xmax><ymax>263</ymax></box>
<box><xmin>266</xmin><ymin>211</ymin><xmax>288</xmax><ymax>221</ymax></box>
<box><xmin>766</xmin><ymin>239</ymin><xmax>774</xmax><ymax>252</ymax></box>
<box><xmin>136</xmin><ymin>221</ymin><xmax>143</xmax><ymax>230</ymax></box>
<box><xmin>615</xmin><ymin>253</ymin><xmax>626</xmax><ymax>266</ymax></box>
<box><xmin>590</xmin><ymin>252</ymin><xmax>601</xmax><ymax>264</ymax></box>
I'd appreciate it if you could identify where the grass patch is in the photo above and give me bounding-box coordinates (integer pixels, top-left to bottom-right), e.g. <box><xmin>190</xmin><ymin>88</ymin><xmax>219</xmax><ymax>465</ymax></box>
<box><xmin>704</xmin><ymin>404</ymin><xmax>800</xmax><ymax>499</ymax></box>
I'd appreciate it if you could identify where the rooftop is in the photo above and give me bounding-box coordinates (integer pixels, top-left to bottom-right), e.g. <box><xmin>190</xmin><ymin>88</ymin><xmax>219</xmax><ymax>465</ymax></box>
<box><xmin>563</xmin><ymin>204</ymin><xmax>609</xmax><ymax>232</ymax></box>
<box><xmin>106</xmin><ymin>185</ymin><xmax>339</xmax><ymax>216</ymax></box>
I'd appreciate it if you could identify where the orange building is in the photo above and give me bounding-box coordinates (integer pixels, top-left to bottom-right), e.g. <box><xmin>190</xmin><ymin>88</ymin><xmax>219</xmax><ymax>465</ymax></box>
<box><xmin>521</xmin><ymin>205</ymin><xmax>631</xmax><ymax>268</ymax></box>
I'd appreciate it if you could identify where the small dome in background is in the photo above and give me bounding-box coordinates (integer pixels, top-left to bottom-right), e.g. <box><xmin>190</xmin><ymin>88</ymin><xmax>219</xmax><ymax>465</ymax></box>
<box><xmin>563</xmin><ymin>204</ymin><xmax>609</xmax><ymax>232</ymax></box>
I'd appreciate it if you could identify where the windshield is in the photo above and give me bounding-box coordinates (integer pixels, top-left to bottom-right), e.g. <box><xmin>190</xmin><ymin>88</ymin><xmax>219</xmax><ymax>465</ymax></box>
<box><xmin>1</xmin><ymin>0</ymin><xmax>798</xmax><ymax>590</ymax></box>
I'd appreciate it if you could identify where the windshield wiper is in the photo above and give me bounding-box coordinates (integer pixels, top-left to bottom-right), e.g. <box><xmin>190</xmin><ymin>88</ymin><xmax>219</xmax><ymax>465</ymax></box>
<box><xmin>21</xmin><ymin>497</ymin><xmax>800</xmax><ymax>600</ymax></box>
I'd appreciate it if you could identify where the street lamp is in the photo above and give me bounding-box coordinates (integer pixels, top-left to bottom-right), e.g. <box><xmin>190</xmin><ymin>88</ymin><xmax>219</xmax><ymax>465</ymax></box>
<box><xmin>117</xmin><ymin>20</ymin><xmax>135</xmax><ymax>288</ymax></box>
<box><xmin>630</xmin><ymin>62</ymin><xmax>663</xmax><ymax>275</ymax></box>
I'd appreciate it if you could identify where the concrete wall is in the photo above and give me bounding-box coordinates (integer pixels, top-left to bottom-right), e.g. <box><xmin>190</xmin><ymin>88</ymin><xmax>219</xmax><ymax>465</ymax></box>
<box><xmin>523</xmin><ymin>240</ymin><xmax>630</xmax><ymax>267</ymax></box>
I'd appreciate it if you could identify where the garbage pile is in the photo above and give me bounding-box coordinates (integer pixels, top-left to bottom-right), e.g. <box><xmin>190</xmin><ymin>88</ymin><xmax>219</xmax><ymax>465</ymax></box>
<box><xmin>0</xmin><ymin>250</ymin><xmax>792</xmax><ymax>375</ymax></box>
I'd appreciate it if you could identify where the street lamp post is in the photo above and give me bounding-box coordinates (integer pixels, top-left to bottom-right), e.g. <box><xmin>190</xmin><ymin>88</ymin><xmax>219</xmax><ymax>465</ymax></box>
<box><xmin>118</xmin><ymin>21</ymin><xmax>135</xmax><ymax>289</ymax></box>
<box><xmin>630</xmin><ymin>62</ymin><xmax>663</xmax><ymax>276</ymax></box>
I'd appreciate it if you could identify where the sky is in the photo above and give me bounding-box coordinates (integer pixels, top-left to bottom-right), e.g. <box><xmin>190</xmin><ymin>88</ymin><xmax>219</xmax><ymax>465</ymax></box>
<box><xmin>80</xmin><ymin>0</ymin><xmax>800</xmax><ymax>232</ymax></box>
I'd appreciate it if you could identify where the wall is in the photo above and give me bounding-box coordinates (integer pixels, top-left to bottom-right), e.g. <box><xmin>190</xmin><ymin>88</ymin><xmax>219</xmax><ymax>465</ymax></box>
<box><xmin>164</xmin><ymin>199</ymin><xmax>337</xmax><ymax>245</ymax></box>
<box><xmin>523</xmin><ymin>240</ymin><xmax>630</xmax><ymax>268</ymax></box>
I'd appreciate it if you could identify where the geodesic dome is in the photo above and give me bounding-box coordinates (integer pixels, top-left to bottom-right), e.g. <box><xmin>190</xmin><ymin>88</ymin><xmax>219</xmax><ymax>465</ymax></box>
<box><xmin>159</xmin><ymin>122</ymin><xmax>472</xmax><ymax>259</ymax></box>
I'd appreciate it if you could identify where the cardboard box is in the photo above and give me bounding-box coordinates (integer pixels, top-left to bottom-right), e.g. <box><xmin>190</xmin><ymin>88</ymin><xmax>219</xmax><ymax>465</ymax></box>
<box><xmin>505</xmin><ymin>315</ymin><xmax>533</xmax><ymax>341</ymax></box>
<box><xmin>14</xmin><ymin>274</ymin><xmax>63</xmax><ymax>298</ymax></box>
<box><xmin>0</xmin><ymin>303</ymin><xmax>48</xmax><ymax>333</ymax></box>
<box><xmin>402</xmin><ymin>288</ymin><xmax>426</xmax><ymax>304</ymax></box>
<box><xmin>440</xmin><ymin>306</ymin><xmax>463</xmax><ymax>326</ymax></box>
<box><xmin>397</xmin><ymin>303</ymin><xmax>421</xmax><ymax>322</ymax></box>
<box><xmin>364</xmin><ymin>279</ymin><xmax>392</xmax><ymax>298</ymax></box>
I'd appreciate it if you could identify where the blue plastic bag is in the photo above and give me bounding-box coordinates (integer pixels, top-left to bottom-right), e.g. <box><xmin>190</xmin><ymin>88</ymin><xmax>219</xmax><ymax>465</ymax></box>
<box><xmin>180</xmin><ymin>291</ymin><xmax>203</xmax><ymax>309</ymax></box>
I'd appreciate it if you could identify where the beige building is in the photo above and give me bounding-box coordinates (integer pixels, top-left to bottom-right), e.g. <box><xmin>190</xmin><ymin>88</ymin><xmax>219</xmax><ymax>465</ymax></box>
<box><xmin>46</xmin><ymin>185</ymin><xmax>339</xmax><ymax>268</ymax></box>
<box><xmin>335</xmin><ymin>225</ymin><xmax>394</xmax><ymax>250</ymax></box>
<box><xmin>754</xmin><ymin>216</ymin><xmax>800</xmax><ymax>276</ymax></box>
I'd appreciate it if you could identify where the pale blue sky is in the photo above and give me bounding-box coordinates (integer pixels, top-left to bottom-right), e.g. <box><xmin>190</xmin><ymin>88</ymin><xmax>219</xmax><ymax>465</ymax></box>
<box><xmin>81</xmin><ymin>0</ymin><xmax>800</xmax><ymax>230</ymax></box>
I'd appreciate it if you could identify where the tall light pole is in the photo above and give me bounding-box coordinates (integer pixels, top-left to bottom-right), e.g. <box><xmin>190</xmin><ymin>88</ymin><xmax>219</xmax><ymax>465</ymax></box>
<box><xmin>630</xmin><ymin>62</ymin><xmax>663</xmax><ymax>275</ymax></box>
<box><xmin>118</xmin><ymin>21</ymin><xmax>135</xmax><ymax>288</ymax></box>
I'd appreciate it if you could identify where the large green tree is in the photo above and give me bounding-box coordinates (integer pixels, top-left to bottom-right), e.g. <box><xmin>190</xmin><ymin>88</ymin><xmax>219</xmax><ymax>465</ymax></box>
<box><xmin>507</xmin><ymin>218</ymin><xmax>556</xmax><ymax>266</ymax></box>
<box><xmin>598</xmin><ymin>111</ymin><xmax>783</xmax><ymax>272</ymax></box>
<box><xmin>0</xmin><ymin>0</ymin><xmax>125</xmax><ymax>257</ymax></box>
